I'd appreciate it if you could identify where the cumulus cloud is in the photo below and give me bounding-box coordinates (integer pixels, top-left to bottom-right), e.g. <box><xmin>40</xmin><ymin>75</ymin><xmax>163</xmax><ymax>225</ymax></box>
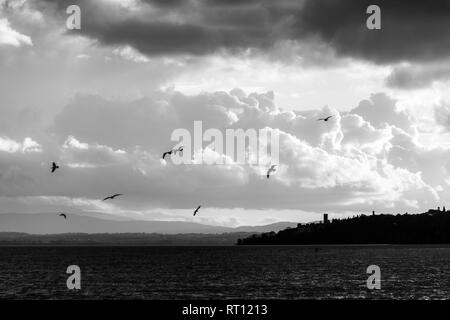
<box><xmin>0</xmin><ymin>136</ymin><xmax>42</xmax><ymax>153</ymax></box>
<box><xmin>1</xmin><ymin>86</ymin><xmax>449</xmax><ymax>226</ymax></box>
<box><xmin>0</xmin><ymin>90</ymin><xmax>439</xmax><ymax>214</ymax></box>
<box><xmin>340</xmin><ymin>114</ymin><xmax>393</xmax><ymax>155</ymax></box>
<box><xmin>349</xmin><ymin>93</ymin><xmax>411</xmax><ymax>131</ymax></box>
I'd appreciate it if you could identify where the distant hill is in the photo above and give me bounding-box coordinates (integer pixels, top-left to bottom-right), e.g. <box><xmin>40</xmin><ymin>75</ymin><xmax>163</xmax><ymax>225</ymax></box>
<box><xmin>0</xmin><ymin>232</ymin><xmax>256</xmax><ymax>246</ymax></box>
<box><xmin>238</xmin><ymin>209</ymin><xmax>450</xmax><ymax>245</ymax></box>
<box><xmin>0</xmin><ymin>213</ymin><xmax>297</xmax><ymax>235</ymax></box>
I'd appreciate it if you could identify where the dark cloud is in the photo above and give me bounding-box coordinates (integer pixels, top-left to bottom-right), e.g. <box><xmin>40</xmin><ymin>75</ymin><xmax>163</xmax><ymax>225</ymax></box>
<box><xmin>90</xmin><ymin>21</ymin><xmax>221</xmax><ymax>56</ymax></box>
<box><xmin>295</xmin><ymin>0</ymin><xmax>450</xmax><ymax>64</ymax></box>
<box><xmin>141</xmin><ymin>0</ymin><xmax>187</xmax><ymax>7</ymax></box>
<box><xmin>35</xmin><ymin>0</ymin><xmax>450</xmax><ymax>64</ymax></box>
<box><xmin>33</xmin><ymin>0</ymin><xmax>450</xmax><ymax>63</ymax></box>
<box><xmin>35</xmin><ymin>0</ymin><xmax>298</xmax><ymax>57</ymax></box>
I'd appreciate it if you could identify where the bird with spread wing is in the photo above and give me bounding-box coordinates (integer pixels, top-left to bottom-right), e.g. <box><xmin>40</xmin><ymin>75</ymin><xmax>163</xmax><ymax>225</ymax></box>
<box><xmin>51</xmin><ymin>162</ymin><xmax>60</xmax><ymax>173</ymax></box>
<box><xmin>173</xmin><ymin>146</ymin><xmax>184</xmax><ymax>155</ymax></box>
<box><xmin>193</xmin><ymin>205</ymin><xmax>201</xmax><ymax>216</ymax></box>
<box><xmin>317</xmin><ymin>115</ymin><xmax>333</xmax><ymax>122</ymax></box>
<box><xmin>162</xmin><ymin>150</ymin><xmax>173</xmax><ymax>159</ymax></box>
<box><xmin>266</xmin><ymin>165</ymin><xmax>277</xmax><ymax>179</ymax></box>
<box><xmin>103</xmin><ymin>194</ymin><xmax>123</xmax><ymax>201</ymax></box>
<box><xmin>162</xmin><ymin>146</ymin><xmax>184</xmax><ymax>159</ymax></box>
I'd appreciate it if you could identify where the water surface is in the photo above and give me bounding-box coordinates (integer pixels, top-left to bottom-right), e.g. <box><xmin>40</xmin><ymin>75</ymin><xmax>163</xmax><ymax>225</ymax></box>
<box><xmin>1</xmin><ymin>245</ymin><xmax>449</xmax><ymax>299</ymax></box>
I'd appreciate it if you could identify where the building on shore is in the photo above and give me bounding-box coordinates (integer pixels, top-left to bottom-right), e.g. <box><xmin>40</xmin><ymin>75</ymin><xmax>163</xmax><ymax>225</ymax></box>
<box><xmin>427</xmin><ymin>206</ymin><xmax>448</xmax><ymax>214</ymax></box>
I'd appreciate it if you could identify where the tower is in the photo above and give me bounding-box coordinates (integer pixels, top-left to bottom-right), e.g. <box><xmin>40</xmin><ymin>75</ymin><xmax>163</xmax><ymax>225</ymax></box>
<box><xmin>323</xmin><ymin>213</ymin><xmax>329</xmax><ymax>224</ymax></box>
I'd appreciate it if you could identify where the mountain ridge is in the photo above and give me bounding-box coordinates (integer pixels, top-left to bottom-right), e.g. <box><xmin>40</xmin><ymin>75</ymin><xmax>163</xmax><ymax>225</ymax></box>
<box><xmin>0</xmin><ymin>213</ymin><xmax>297</xmax><ymax>235</ymax></box>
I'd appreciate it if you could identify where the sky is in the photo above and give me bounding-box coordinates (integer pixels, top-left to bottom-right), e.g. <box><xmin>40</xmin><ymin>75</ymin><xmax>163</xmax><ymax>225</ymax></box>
<box><xmin>1</xmin><ymin>0</ymin><xmax>450</xmax><ymax>227</ymax></box>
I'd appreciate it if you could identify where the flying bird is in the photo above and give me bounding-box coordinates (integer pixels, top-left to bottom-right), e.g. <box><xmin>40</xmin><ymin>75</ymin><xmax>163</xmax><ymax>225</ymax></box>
<box><xmin>102</xmin><ymin>194</ymin><xmax>123</xmax><ymax>201</ymax></box>
<box><xmin>317</xmin><ymin>115</ymin><xmax>333</xmax><ymax>122</ymax></box>
<box><xmin>173</xmin><ymin>146</ymin><xmax>184</xmax><ymax>155</ymax></box>
<box><xmin>59</xmin><ymin>213</ymin><xmax>67</xmax><ymax>219</ymax></box>
<box><xmin>51</xmin><ymin>162</ymin><xmax>60</xmax><ymax>173</ymax></box>
<box><xmin>266</xmin><ymin>165</ymin><xmax>277</xmax><ymax>179</ymax></box>
<box><xmin>193</xmin><ymin>205</ymin><xmax>201</xmax><ymax>216</ymax></box>
<box><xmin>162</xmin><ymin>150</ymin><xmax>173</xmax><ymax>159</ymax></box>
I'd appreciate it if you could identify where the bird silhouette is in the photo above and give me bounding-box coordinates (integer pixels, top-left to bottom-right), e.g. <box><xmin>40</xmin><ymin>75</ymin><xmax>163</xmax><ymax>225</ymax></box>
<box><xmin>266</xmin><ymin>165</ymin><xmax>277</xmax><ymax>179</ymax></box>
<box><xmin>102</xmin><ymin>194</ymin><xmax>123</xmax><ymax>201</ymax></box>
<box><xmin>59</xmin><ymin>213</ymin><xmax>67</xmax><ymax>219</ymax></box>
<box><xmin>317</xmin><ymin>115</ymin><xmax>333</xmax><ymax>122</ymax></box>
<box><xmin>162</xmin><ymin>150</ymin><xmax>173</xmax><ymax>159</ymax></box>
<box><xmin>193</xmin><ymin>205</ymin><xmax>201</xmax><ymax>216</ymax></box>
<box><xmin>51</xmin><ymin>162</ymin><xmax>60</xmax><ymax>173</ymax></box>
<box><xmin>173</xmin><ymin>146</ymin><xmax>184</xmax><ymax>155</ymax></box>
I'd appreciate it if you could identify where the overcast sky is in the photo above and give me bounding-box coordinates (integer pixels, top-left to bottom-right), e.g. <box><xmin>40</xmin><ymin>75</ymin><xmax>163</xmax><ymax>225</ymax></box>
<box><xmin>1</xmin><ymin>0</ymin><xmax>450</xmax><ymax>227</ymax></box>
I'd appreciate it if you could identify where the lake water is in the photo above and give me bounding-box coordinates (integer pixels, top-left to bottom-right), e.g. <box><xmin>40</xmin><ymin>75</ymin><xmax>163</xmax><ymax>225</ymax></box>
<box><xmin>1</xmin><ymin>245</ymin><xmax>449</xmax><ymax>299</ymax></box>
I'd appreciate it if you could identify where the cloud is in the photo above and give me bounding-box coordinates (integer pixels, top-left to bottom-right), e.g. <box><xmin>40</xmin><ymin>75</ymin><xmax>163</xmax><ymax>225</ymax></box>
<box><xmin>33</xmin><ymin>0</ymin><xmax>304</xmax><ymax>59</ymax></box>
<box><xmin>14</xmin><ymin>0</ymin><xmax>450</xmax><ymax>100</ymax></box>
<box><xmin>0</xmin><ymin>136</ymin><xmax>42</xmax><ymax>153</ymax></box>
<box><xmin>295</xmin><ymin>0</ymin><xmax>450</xmax><ymax>64</ymax></box>
<box><xmin>0</xmin><ymin>87</ymin><xmax>448</xmax><ymax>226</ymax></box>
<box><xmin>1</xmin><ymin>90</ymin><xmax>430</xmax><ymax>214</ymax></box>
<box><xmin>387</xmin><ymin>127</ymin><xmax>450</xmax><ymax>194</ymax></box>
<box><xmin>0</xmin><ymin>136</ymin><xmax>22</xmax><ymax>153</ymax></box>
<box><xmin>349</xmin><ymin>93</ymin><xmax>411</xmax><ymax>131</ymax></box>
<box><xmin>112</xmin><ymin>45</ymin><xmax>150</xmax><ymax>63</ymax></box>
<box><xmin>62</xmin><ymin>136</ymin><xmax>128</xmax><ymax>168</ymax></box>
<box><xmin>386</xmin><ymin>63</ymin><xmax>450</xmax><ymax>89</ymax></box>
<box><xmin>32</xmin><ymin>0</ymin><xmax>450</xmax><ymax>67</ymax></box>
<box><xmin>340</xmin><ymin>113</ymin><xmax>393</xmax><ymax>155</ymax></box>
<box><xmin>435</xmin><ymin>104</ymin><xmax>450</xmax><ymax>131</ymax></box>
<box><xmin>52</xmin><ymin>91</ymin><xmax>240</xmax><ymax>151</ymax></box>
<box><xmin>0</xmin><ymin>17</ymin><xmax>32</xmax><ymax>47</ymax></box>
